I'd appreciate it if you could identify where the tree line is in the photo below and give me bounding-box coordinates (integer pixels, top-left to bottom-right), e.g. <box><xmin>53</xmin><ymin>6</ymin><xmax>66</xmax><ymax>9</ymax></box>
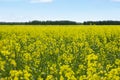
<box><xmin>0</xmin><ymin>20</ymin><xmax>120</xmax><ymax>25</ymax></box>
<box><xmin>0</xmin><ymin>20</ymin><xmax>78</xmax><ymax>25</ymax></box>
<box><xmin>83</xmin><ymin>21</ymin><xmax>120</xmax><ymax>25</ymax></box>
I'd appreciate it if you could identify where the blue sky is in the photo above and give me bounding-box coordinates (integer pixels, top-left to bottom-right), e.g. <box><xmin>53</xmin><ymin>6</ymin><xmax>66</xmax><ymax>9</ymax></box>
<box><xmin>0</xmin><ymin>0</ymin><xmax>120</xmax><ymax>22</ymax></box>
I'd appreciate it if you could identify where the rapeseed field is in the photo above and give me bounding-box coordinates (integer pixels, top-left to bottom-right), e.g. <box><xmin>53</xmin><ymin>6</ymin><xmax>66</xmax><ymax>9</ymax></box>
<box><xmin>0</xmin><ymin>25</ymin><xmax>120</xmax><ymax>80</ymax></box>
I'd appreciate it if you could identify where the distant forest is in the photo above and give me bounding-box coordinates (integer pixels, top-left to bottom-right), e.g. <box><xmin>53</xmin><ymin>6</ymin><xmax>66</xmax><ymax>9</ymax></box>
<box><xmin>0</xmin><ymin>20</ymin><xmax>120</xmax><ymax>25</ymax></box>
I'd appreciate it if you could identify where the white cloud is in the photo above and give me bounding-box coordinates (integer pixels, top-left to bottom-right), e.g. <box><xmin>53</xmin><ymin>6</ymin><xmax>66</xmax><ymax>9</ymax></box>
<box><xmin>30</xmin><ymin>0</ymin><xmax>53</xmax><ymax>3</ymax></box>
<box><xmin>0</xmin><ymin>0</ymin><xmax>53</xmax><ymax>3</ymax></box>
<box><xmin>112</xmin><ymin>0</ymin><xmax>120</xmax><ymax>2</ymax></box>
<box><xmin>0</xmin><ymin>0</ymin><xmax>20</xmax><ymax>1</ymax></box>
